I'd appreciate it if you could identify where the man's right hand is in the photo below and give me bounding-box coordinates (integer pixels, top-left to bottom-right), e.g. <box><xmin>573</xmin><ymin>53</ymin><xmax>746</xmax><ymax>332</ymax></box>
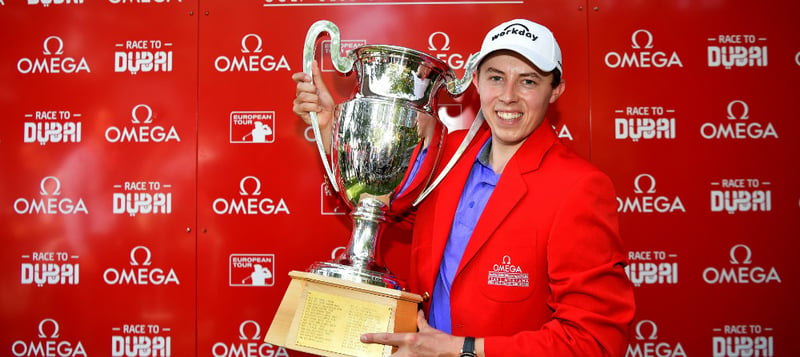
<box><xmin>292</xmin><ymin>60</ymin><xmax>334</xmax><ymax>127</ymax></box>
<box><xmin>292</xmin><ymin>60</ymin><xmax>334</xmax><ymax>152</ymax></box>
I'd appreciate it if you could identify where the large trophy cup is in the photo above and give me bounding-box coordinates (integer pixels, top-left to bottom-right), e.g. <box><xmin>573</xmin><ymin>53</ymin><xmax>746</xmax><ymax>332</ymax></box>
<box><xmin>265</xmin><ymin>20</ymin><xmax>479</xmax><ymax>357</ymax></box>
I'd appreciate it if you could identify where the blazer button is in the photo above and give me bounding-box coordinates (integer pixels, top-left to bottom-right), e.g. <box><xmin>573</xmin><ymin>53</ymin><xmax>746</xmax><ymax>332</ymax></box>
<box><xmin>422</xmin><ymin>291</ymin><xmax>430</xmax><ymax>301</ymax></box>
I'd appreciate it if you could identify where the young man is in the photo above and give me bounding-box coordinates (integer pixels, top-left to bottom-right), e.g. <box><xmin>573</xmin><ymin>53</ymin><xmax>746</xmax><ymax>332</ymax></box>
<box><xmin>292</xmin><ymin>19</ymin><xmax>635</xmax><ymax>357</ymax></box>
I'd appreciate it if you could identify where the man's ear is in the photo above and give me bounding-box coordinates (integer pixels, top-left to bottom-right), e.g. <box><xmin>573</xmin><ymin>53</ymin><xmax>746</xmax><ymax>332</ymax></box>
<box><xmin>471</xmin><ymin>69</ymin><xmax>480</xmax><ymax>89</ymax></box>
<box><xmin>550</xmin><ymin>80</ymin><xmax>566</xmax><ymax>104</ymax></box>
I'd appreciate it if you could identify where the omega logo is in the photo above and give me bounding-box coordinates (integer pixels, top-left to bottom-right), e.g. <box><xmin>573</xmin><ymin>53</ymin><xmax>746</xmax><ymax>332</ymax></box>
<box><xmin>215</xmin><ymin>33</ymin><xmax>289</xmax><ymax>72</ymax></box>
<box><xmin>700</xmin><ymin>99</ymin><xmax>776</xmax><ymax>139</ymax></box>
<box><xmin>211</xmin><ymin>320</ymin><xmax>289</xmax><ymax>357</ymax></box>
<box><xmin>633</xmin><ymin>173</ymin><xmax>657</xmax><ymax>194</ymax></box>
<box><xmin>104</xmin><ymin>245</ymin><xmax>179</xmax><ymax>285</ymax></box>
<box><xmin>618</xmin><ymin>173</ymin><xmax>685</xmax><ymax>213</ymax></box>
<box><xmin>38</xmin><ymin>318</ymin><xmax>60</xmax><ymax>338</ymax></box>
<box><xmin>427</xmin><ymin>32</ymin><xmax>450</xmax><ymax>51</ymax></box>
<box><xmin>726</xmin><ymin>100</ymin><xmax>749</xmax><ymax>120</ymax></box>
<box><xmin>42</xmin><ymin>36</ymin><xmax>65</xmax><ymax>55</ymax></box>
<box><xmin>105</xmin><ymin>104</ymin><xmax>180</xmax><ymax>143</ymax></box>
<box><xmin>605</xmin><ymin>29</ymin><xmax>682</xmax><ymax>68</ymax></box>
<box><xmin>238</xmin><ymin>320</ymin><xmax>261</xmax><ymax>340</ymax></box>
<box><xmin>14</xmin><ymin>176</ymin><xmax>87</xmax><ymax>215</ymax></box>
<box><xmin>240</xmin><ymin>34</ymin><xmax>263</xmax><ymax>54</ymax></box>
<box><xmin>634</xmin><ymin>320</ymin><xmax>658</xmax><ymax>340</ymax></box>
<box><xmin>425</xmin><ymin>31</ymin><xmax>470</xmax><ymax>70</ymax></box>
<box><xmin>213</xmin><ymin>176</ymin><xmax>289</xmax><ymax>215</ymax></box>
<box><xmin>631</xmin><ymin>29</ymin><xmax>654</xmax><ymax>49</ymax></box>
<box><xmin>39</xmin><ymin>176</ymin><xmax>62</xmax><ymax>196</ymax></box>
<box><xmin>17</xmin><ymin>35</ymin><xmax>90</xmax><ymax>74</ymax></box>
<box><xmin>729</xmin><ymin>244</ymin><xmax>752</xmax><ymax>264</ymax></box>
<box><xmin>131</xmin><ymin>104</ymin><xmax>154</xmax><ymax>124</ymax></box>
<box><xmin>703</xmin><ymin>244</ymin><xmax>781</xmax><ymax>284</ymax></box>
<box><xmin>628</xmin><ymin>319</ymin><xmax>686</xmax><ymax>357</ymax></box>
<box><xmin>239</xmin><ymin>176</ymin><xmax>262</xmax><ymax>196</ymax></box>
<box><xmin>129</xmin><ymin>246</ymin><xmax>153</xmax><ymax>266</ymax></box>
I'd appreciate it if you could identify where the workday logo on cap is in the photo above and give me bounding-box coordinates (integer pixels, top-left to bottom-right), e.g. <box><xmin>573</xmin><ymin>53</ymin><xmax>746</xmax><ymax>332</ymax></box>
<box><xmin>476</xmin><ymin>19</ymin><xmax>562</xmax><ymax>75</ymax></box>
<box><xmin>490</xmin><ymin>22</ymin><xmax>539</xmax><ymax>43</ymax></box>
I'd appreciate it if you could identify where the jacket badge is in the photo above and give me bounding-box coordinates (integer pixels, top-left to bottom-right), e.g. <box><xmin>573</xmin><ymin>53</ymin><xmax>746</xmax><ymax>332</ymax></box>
<box><xmin>487</xmin><ymin>255</ymin><xmax>529</xmax><ymax>287</ymax></box>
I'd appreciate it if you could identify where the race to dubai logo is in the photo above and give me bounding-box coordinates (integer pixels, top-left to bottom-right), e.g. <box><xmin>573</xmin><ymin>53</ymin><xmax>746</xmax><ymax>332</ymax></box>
<box><xmin>230</xmin><ymin>111</ymin><xmax>274</xmax><ymax>143</ymax></box>
<box><xmin>215</xmin><ymin>33</ymin><xmax>290</xmax><ymax>72</ymax></box>
<box><xmin>605</xmin><ymin>29</ymin><xmax>683</xmax><ymax>68</ymax></box>
<box><xmin>617</xmin><ymin>174</ymin><xmax>686</xmax><ymax>214</ymax></box>
<box><xmin>111</xmin><ymin>323</ymin><xmax>172</xmax><ymax>357</ymax></box>
<box><xmin>229</xmin><ymin>254</ymin><xmax>274</xmax><ymax>287</ymax></box>
<box><xmin>703</xmin><ymin>244</ymin><xmax>781</xmax><ymax>285</ymax></box>
<box><xmin>211</xmin><ymin>320</ymin><xmax>289</xmax><ymax>357</ymax></box>
<box><xmin>23</xmin><ymin>109</ymin><xmax>82</xmax><ymax>146</ymax></box>
<box><xmin>27</xmin><ymin>0</ymin><xmax>84</xmax><ymax>6</ymax></box>
<box><xmin>700</xmin><ymin>100</ymin><xmax>777</xmax><ymax>140</ymax></box>
<box><xmin>112</xmin><ymin>180</ymin><xmax>173</xmax><ymax>216</ymax></box>
<box><xmin>14</xmin><ymin>176</ymin><xmax>88</xmax><ymax>215</ymax></box>
<box><xmin>708</xmin><ymin>34</ymin><xmax>768</xmax><ymax>69</ymax></box>
<box><xmin>103</xmin><ymin>246</ymin><xmax>180</xmax><ymax>286</ymax></box>
<box><xmin>109</xmin><ymin>0</ymin><xmax>183</xmax><ymax>4</ymax></box>
<box><xmin>710</xmin><ymin>178</ymin><xmax>771</xmax><ymax>214</ymax></box>
<box><xmin>11</xmin><ymin>319</ymin><xmax>87</xmax><ymax>357</ymax></box>
<box><xmin>614</xmin><ymin>106</ymin><xmax>676</xmax><ymax>142</ymax></box>
<box><xmin>105</xmin><ymin>104</ymin><xmax>181</xmax><ymax>143</ymax></box>
<box><xmin>17</xmin><ymin>35</ymin><xmax>91</xmax><ymax>74</ymax></box>
<box><xmin>626</xmin><ymin>319</ymin><xmax>686</xmax><ymax>357</ymax></box>
<box><xmin>712</xmin><ymin>324</ymin><xmax>774</xmax><ymax>357</ymax></box>
<box><xmin>20</xmin><ymin>251</ymin><xmax>80</xmax><ymax>287</ymax></box>
<box><xmin>115</xmin><ymin>39</ymin><xmax>173</xmax><ymax>75</ymax></box>
<box><xmin>212</xmin><ymin>176</ymin><xmax>290</xmax><ymax>215</ymax></box>
<box><xmin>625</xmin><ymin>250</ymin><xmax>678</xmax><ymax>287</ymax></box>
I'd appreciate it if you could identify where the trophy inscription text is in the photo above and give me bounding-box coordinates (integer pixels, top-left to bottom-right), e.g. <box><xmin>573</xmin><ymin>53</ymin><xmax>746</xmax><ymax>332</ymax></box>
<box><xmin>296</xmin><ymin>290</ymin><xmax>392</xmax><ymax>357</ymax></box>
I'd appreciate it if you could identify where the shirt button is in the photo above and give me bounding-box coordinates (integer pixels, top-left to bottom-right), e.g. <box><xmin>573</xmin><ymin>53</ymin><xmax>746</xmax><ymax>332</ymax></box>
<box><xmin>469</xmin><ymin>201</ymin><xmax>475</xmax><ymax>208</ymax></box>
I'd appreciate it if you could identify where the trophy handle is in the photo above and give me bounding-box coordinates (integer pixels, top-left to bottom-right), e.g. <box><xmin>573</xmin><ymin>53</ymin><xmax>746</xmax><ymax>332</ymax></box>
<box><xmin>445</xmin><ymin>51</ymin><xmax>480</xmax><ymax>95</ymax></box>
<box><xmin>413</xmin><ymin>52</ymin><xmax>482</xmax><ymax>206</ymax></box>
<box><xmin>303</xmin><ymin>20</ymin><xmax>355</xmax><ymax>193</ymax></box>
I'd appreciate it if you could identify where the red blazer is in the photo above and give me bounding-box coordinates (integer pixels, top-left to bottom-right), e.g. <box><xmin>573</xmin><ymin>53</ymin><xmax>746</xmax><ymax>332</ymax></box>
<box><xmin>408</xmin><ymin>122</ymin><xmax>635</xmax><ymax>356</ymax></box>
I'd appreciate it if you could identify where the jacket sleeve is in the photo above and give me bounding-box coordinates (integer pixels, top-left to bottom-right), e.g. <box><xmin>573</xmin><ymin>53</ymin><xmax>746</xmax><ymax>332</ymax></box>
<box><xmin>484</xmin><ymin>171</ymin><xmax>636</xmax><ymax>357</ymax></box>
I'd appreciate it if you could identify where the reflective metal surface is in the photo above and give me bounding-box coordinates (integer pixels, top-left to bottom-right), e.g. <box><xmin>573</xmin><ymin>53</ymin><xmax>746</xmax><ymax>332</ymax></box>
<box><xmin>303</xmin><ymin>20</ymin><xmax>477</xmax><ymax>289</ymax></box>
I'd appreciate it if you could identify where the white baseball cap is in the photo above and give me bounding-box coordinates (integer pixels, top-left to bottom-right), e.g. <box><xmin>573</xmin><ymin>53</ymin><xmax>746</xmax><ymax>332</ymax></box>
<box><xmin>474</xmin><ymin>19</ymin><xmax>563</xmax><ymax>76</ymax></box>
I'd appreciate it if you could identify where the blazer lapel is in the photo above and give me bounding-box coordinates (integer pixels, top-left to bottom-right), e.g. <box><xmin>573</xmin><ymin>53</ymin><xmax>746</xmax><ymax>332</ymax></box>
<box><xmin>428</xmin><ymin>128</ymin><xmax>492</xmax><ymax>276</ymax></box>
<box><xmin>455</xmin><ymin>123</ymin><xmax>559</xmax><ymax>277</ymax></box>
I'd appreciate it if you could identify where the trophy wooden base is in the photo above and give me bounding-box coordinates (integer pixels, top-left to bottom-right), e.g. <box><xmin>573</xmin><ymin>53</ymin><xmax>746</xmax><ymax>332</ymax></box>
<box><xmin>265</xmin><ymin>271</ymin><xmax>422</xmax><ymax>357</ymax></box>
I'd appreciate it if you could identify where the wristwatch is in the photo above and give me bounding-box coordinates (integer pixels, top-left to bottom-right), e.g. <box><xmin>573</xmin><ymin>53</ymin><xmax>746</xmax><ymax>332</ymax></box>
<box><xmin>459</xmin><ymin>336</ymin><xmax>477</xmax><ymax>357</ymax></box>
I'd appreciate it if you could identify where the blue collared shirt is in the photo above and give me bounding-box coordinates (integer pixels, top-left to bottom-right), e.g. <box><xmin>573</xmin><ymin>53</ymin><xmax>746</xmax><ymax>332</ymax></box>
<box><xmin>429</xmin><ymin>137</ymin><xmax>500</xmax><ymax>333</ymax></box>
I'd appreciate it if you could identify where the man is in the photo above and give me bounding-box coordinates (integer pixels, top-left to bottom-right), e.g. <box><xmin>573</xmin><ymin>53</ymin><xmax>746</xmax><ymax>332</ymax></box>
<box><xmin>292</xmin><ymin>19</ymin><xmax>635</xmax><ymax>357</ymax></box>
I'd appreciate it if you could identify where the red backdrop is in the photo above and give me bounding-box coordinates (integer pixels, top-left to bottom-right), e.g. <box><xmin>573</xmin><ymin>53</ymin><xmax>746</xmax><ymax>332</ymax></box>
<box><xmin>1</xmin><ymin>1</ymin><xmax>797</xmax><ymax>356</ymax></box>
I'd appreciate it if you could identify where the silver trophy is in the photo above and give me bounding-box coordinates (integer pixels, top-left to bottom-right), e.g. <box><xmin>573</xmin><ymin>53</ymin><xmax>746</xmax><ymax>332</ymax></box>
<box><xmin>304</xmin><ymin>20</ymin><xmax>481</xmax><ymax>290</ymax></box>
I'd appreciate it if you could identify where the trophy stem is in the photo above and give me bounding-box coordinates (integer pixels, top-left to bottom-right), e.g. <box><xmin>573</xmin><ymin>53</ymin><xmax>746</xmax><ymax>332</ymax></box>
<box><xmin>347</xmin><ymin>196</ymin><xmax>388</xmax><ymax>270</ymax></box>
<box><xmin>309</xmin><ymin>197</ymin><xmax>405</xmax><ymax>289</ymax></box>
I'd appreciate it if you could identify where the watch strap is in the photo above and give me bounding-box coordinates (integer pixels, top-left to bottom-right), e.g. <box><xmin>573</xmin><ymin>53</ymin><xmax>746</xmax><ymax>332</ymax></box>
<box><xmin>459</xmin><ymin>336</ymin><xmax>477</xmax><ymax>357</ymax></box>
